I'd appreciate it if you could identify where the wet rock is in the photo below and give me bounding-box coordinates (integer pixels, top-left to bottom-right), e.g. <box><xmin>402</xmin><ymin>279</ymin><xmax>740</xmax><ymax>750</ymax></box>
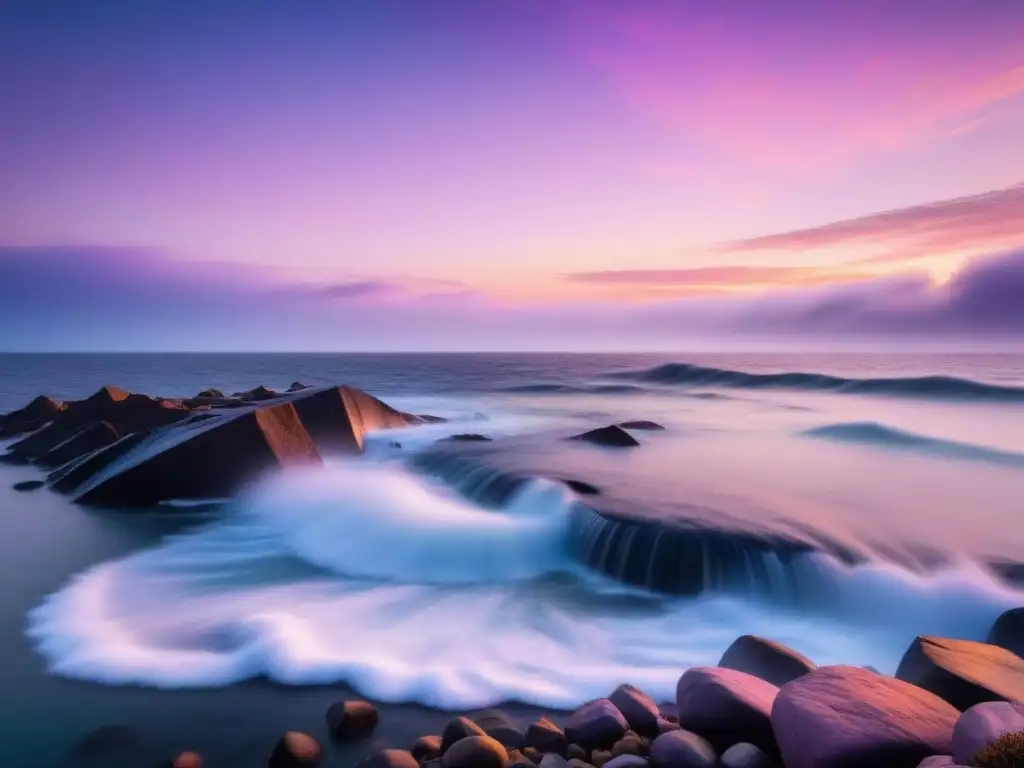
<box><xmin>565</xmin><ymin>699</ymin><xmax>629</xmax><ymax>750</ymax></box>
<box><xmin>649</xmin><ymin>730</ymin><xmax>716</xmax><ymax>768</ymax></box>
<box><xmin>567</xmin><ymin>745</ymin><xmax>587</xmax><ymax>761</ymax></box>
<box><xmin>720</xmin><ymin>743</ymin><xmax>773</xmax><ymax>768</ymax></box>
<box><xmin>239</xmin><ymin>385</ymin><xmax>280</xmax><ymax>401</ymax></box>
<box><xmin>441</xmin><ymin>434</ymin><xmax>493</xmax><ymax>442</ymax></box>
<box><xmin>772</xmin><ymin>665</ymin><xmax>958</xmax><ymax>768</ymax></box>
<box><xmin>987</xmin><ymin>608</ymin><xmax>1024</xmax><ymax>658</ymax></box>
<box><xmin>718</xmin><ymin>635</ymin><xmax>816</xmax><ymax>687</ymax></box>
<box><xmin>560</xmin><ymin>478</ymin><xmax>600</xmax><ymax>495</ymax></box>
<box><xmin>442</xmin><ymin>717</ymin><xmax>487</xmax><ymax>754</ymax></box>
<box><xmin>952</xmin><ymin>701</ymin><xmax>1024</xmax><ymax>765</ymax></box>
<box><xmin>325</xmin><ymin>699</ymin><xmax>379</xmax><ymax>741</ymax></box>
<box><xmin>71</xmin><ymin>724</ymin><xmax>142</xmax><ymax>758</ymax></box>
<box><xmin>288</xmin><ymin>381</ymin><xmax>311</xmax><ymax>392</ymax></box>
<box><xmin>269</xmin><ymin>731</ymin><xmax>322</xmax><ymax>767</ymax></box>
<box><xmin>609</xmin><ymin>684</ymin><xmax>661</xmax><ymax>737</ymax></box>
<box><xmin>568</xmin><ymin>426</ymin><xmax>639</xmax><ymax>448</ymax></box>
<box><xmin>617</xmin><ymin>421</ymin><xmax>664</xmax><ymax>431</ymax></box>
<box><xmin>12</xmin><ymin>479</ymin><xmax>44</xmax><ymax>491</ymax></box>
<box><xmin>676</xmin><ymin>667</ymin><xmax>778</xmax><ymax>755</ymax></box>
<box><xmin>167</xmin><ymin>752</ymin><xmax>203</xmax><ymax>768</ymax></box>
<box><xmin>442</xmin><ymin>735</ymin><xmax>509</xmax><ymax>768</ymax></box>
<box><xmin>611</xmin><ymin>735</ymin><xmax>645</xmax><ymax>758</ymax></box>
<box><xmin>197</xmin><ymin>389</ymin><xmax>224</xmax><ymax>398</ymax></box>
<box><xmin>525</xmin><ymin>717</ymin><xmax>566</xmax><ymax>755</ymax></box>
<box><xmin>359</xmin><ymin>749</ymin><xmax>421</xmax><ymax>768</ymax></box>
<box><xmin>0</xmin><ymin>394</ymin><xmax>64</xmax><ymax>437</ymax></box>
<box><xmin>895</xmin><ymin>636</ymin><xmax>1024</xmax><ymax>710</ymax></box>
<box><xmin>604</xmin><ymin>757</ymin><xmax>648</xmax><ymax>768</ymax></box>
<box><xmin>476</xmin><ymin>710</ymin><xmax>525</xmax><ymax>749</ymax></box>
<box><xmin>37</xmin><ymin>420</ymin><xmax>119</xmax><ymax>467</ymax></box>
<box><xmin>413</xmin><ymin>736</ymin><xmax>443</xmax><ymax>762</ymax></box>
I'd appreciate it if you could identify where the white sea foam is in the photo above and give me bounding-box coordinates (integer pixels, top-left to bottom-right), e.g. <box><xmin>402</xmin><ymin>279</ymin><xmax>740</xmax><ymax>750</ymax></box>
<box><xmin>26</xmin><ymin>459</ymin><xmax>1024</xmax><ymax>709</ymax></box>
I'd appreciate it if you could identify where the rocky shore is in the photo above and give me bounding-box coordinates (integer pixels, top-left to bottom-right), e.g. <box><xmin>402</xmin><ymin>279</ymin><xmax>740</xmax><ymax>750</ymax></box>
<box><xmin>124</xmin><ymin>619</ymin><xmax>1023</xmax><ymax>768</ymax></box>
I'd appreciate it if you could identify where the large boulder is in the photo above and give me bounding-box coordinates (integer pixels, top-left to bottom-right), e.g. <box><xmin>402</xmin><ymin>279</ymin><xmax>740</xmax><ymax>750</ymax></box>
<box><xmin>442</xmin><ymin>735</ymin><xmax>508</xmax><ymax>768</ymax></box>
<box><xmin>565</xmin><ymin>700</ymin><xmax>629</xmax><ymax>751</ymax></box>
<box><xmin>569</xmin><ymin>426</ymin><xmax>639</xmax><ymax>448</ymax></box>
<box><xmin>718</xmin><ymin>635</ymin><xmax>816</xmax><ymax>687</ymax></box>
<box><xmin>771</xmin><ymin>665</ymin><xmax>958</xmax><ymax>768</ymax></box>
<box><xmin>525</xmin><ymin>717</ymin><xmax>567</xmax><ymax>756</ymax></box>
<box><xmin>952</xmin><ymin>702</ymin><xmax>1024</xmax><ymax>765</ymax></box>
<box><xmin>0</xmin><ymin>395</ymin><xmax>65</xmax><ymax>437</ymax></box>
<box><xmin>895</xmin><ymin>636</ymin><xmax>1024</xmax><ymax>710</ymax></box>
<box><xmin>676</xmin><ymin>667</ymin><xmax>777</xmax><ymax>755</ymax></box>
<box><xmin>649</xmin><ymin>730</ymin><xmax>716</xmax><ymax>768</ymax></box>
<box><xmin>287</xmin><ymin>385</ymin><xmax>420</xmax><ymax>453</ymax></box>
<box><xmin>74</xmin><ymin>404</ymin><xmax>322</xmax><ymax>506</ymax></box>
<box><xmin>987</xmin><ymin>608</ymin><xmax>1024</xmax><ymax>658</ymax></box>
<box><xmin>609</xmin><ymin>684</ymin><xmax>660</xmax><ymax>737</ymax></box>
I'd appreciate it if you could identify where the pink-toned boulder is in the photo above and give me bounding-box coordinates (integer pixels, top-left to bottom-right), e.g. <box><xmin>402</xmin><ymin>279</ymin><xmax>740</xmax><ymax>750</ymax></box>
<box><xmin>676</xmin><ymin>667</ymin><xmax>778</xmax><ymax>754</ymax></box>
<box><xmin>952</xmin><ymin>701</ymin><xmax>1024</xmax><ymax>765</ymax></box>
<box><xmin>895</xmin><ymin>636</ymin><xmax>1024</xmax><ymax>710</ymax></box>
<box><xmin>565</xmin><ymin>699</ymin><xmax>629</xmax><ymax>750</ymax></box>
<box><xmin>771</xmin><ymin>665</ymin><xmax>958</xmax><ymax>768</ymax></box>
<box><xmin>609</xmin><ymin>684</ymin><xmax>661</xmax><ymax>737</ymax></box>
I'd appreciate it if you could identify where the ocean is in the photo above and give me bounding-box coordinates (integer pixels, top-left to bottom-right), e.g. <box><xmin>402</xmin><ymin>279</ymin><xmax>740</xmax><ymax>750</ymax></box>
<box><xmin>2</xmin><ymin>352</ymin><xmax>1024</xmax><ymax>767</ymax></box>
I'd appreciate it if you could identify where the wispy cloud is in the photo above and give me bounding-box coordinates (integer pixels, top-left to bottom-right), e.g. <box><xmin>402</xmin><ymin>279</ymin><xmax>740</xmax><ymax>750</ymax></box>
<box><xmin>562</xmin><ymin>265</ymin><xmax>873</xmax><ymax>291</ymax></box>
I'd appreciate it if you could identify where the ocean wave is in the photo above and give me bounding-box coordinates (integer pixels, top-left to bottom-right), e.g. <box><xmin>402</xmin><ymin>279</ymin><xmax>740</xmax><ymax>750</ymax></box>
<box><xmin>802</xmin><ymin>421</ymin><xmax>1024</xmax><ymax>468</ymax></box>
<box><xmin>611</xmin><ymin>362</ymin><xmax>1024</xmax><ymax>401</ymax></box>
<box><xmin>501</xmin><ymin>383</ymin><xmax>649</xmax><ymax>395</ymax></box>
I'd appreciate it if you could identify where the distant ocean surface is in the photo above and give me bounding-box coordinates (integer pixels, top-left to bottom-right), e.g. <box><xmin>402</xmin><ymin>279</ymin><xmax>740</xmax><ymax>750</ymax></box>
<box><xmin>2</xmin><ymin>352</ymin><xmax>1024</xmax><ymax>767</ymax></box>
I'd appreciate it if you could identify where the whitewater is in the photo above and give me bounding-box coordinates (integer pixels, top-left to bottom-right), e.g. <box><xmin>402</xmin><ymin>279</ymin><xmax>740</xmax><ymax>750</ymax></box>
<box><xmin>12</xmin><ymin>353</ymin><xmax>1024</xmax><ymax>710</ymax></box>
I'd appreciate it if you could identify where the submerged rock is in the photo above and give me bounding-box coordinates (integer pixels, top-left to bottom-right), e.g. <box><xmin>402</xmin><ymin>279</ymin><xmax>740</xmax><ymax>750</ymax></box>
<box><xmin>771</xmin><ymin>665</ymin><xmax>958</xmax><ymax>768</ymax></box>
<box><xmin>12</xmin><ymin>479</ymin><xmax>44</xmax><ymax>491</ymax></box>
<box><xmin>569</xmin><ymin>426</ymin><xmax>640</xmax><ymax>448</ymax></box>
<box><xmin>987</xmin><ymin>607</ymin><xmax>1024</xmax><ymax>658</ymax></box>
<box><xmin>895</xmin><ymin>636</ymin><xmax>1024</xmax><ymax>710</ymax></box>
<box><xmin>952</xmin><ymin>702</ymin><xmax>1024</xmax><ymax>765</ymax></box>
<box><xmin>442</xmin><ymin>434</ymin><xmax>493</xmax><ymax>443</ymax></box>
<box><xmin>675</xmin><ymin>667</ymin><xmax>778</xmax><ymax>755</ymax></box>
<box><xmin>237</xmin><ymin>385</ymin><xmax>279</xmax><ymax>401</ymax></box>
<box><xmin>269</xmin><ymin>731</ymin><xmax>322</xmax><ymax>767</ymax></box>
<box><xmin>617</xmin><ymin>421</ymin><xmax>665</xmax><ymax>431</ymax></box>
<box><xmin>718</xmin><ymin>635</ymin><xmax>816</xmax><ymax>687</ymax></box>
<box><xmin>565</xmin><ymin>699</ymin><xmax>629</xmax><ymax>750</ymax></box>
<box><xmin>325</xmin><ymin>699</ymin><xmax>379</xmax><ymax>741</ymax></box>
<box><xmin>288</xmin><ymin>381</ymin><xmax>311</xmax><ymax>391</ymax></box>
<box><xmin>196</xmin><ymin>388</ymin><xmax>224</xmax><ymax>398</ymax></box>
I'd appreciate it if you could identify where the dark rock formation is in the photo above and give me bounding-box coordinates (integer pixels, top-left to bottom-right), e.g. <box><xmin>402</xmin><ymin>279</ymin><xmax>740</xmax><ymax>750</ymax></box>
<box><xmin>442</xmin><ymin>717</ymin><xmax>488</xmax><ymax>754</ymax></box>
<box><xmin>36</xmin><ymin>421</ymin><xmax>119</xmax><ymax>467</ymax></box>
<box><xmin>288</xmin><ymin>381</ymin><xmax>311</xmax><ymax>391</ymax></box>
<box><xmin>325</xmin><ymin>699</ymin><xmax>379</xmax><ymax>741</ymax></box>
<box><xmin>419</xmin><ymin>414</ymin><xmax>449</xmax><ymax>423</ymax></box>
<box><xmin>269</xmin><ymin>731</ymin><xmax>322</xmax><ymax>767</ymax></box>
<box><xmin>771</xmin><ymin>665</ymin><xmax>958</xmax><ymax>768</ymax></box>
<box><xmin>718</xmin><ymin>635</ymin><xmax>816</xmax><ymax>687</ymax></box>
<box><xmin>987</xmin><ymin>608</ymin><xmax>1024</xmax><ymax>658</ymax></box>
<box><xmin>560</xmin><ymin>478</ymin><xmax>600</xmax><ymax>495</ymax></box>
<box><xmin>569</xmin><ymin>426</ymin><xmax>640</xmax><ymax>448</ymax></box>
<box><xmin>895</xmin><ymin>636</ymin><xmax>1024</xmax><ymax>710</ymax></box>
<box><xmin>617</xmin><ymin>422</ymin><xmax>664</xmax><ymax>431</ymax></box>
<box><xmin>0</xmin><ymin>394</ymin><xmax>64</xmax><ymax>437</ymax></box>
<box><xmin>649</xmin><ymin>730</ymin><xmax>716</xmax><ymax>768</ymax></box>
<box><xmin>675</xmin><ymin>667</ymin><xmax>778</xmax><ymax>755</ymax></box>
<box><xmin>526</xmin><ymin>717</ymin><xmax>567</xmax><ymax>756</ymax></box>
<box><xmin>565</xmin><ymin>699</ymin><xmax>629</xmax><ymax>751</ymax></box>
<box><xmin>609</xmin><ymin>684</ymin><xmax>660</xmax><ymax>737</ymax></box>
<box><xmin>238</xmin><ymin>385</ymin><xmax>279</xmax><ymax>401</ymax></box>
<box><xmin>475</xmin><ymin>710</ymin><xmax>525</xmax><ymax>750</ymax></box>
<box><xmin>442</xmin><ymin>735</ymin><xmax>509</xmax><ymax>768</ymax></box>
<box><xmin>441</xmin><ymin>434</ymin><xmax>493</xmax><ymax>443</ymax></box>
<box><xmin>288</xmin><ymin>385</ymin><xmax>420</xmax><ymax>453</ymax></box>
<box><xmin>197</xmin><ymin>389</ymin><xmax>224</xmax><ymax>398</ymax></box>
<box><xmin>12</xmin><ymin>479</ymin><xmax>44</xmax><ymax>491</ymax></box>
<box><xmin>413</xmin><ymin>736</ymin><xmax>443</xmax><ymax>762</ymax></box>
<box><xmin>358</xmin><ymin>749</ymin><xmax>420</xmax><ymax>768</ymax></box>
<box><xmin>953</xmin><ymin>702</ymin><xmax>1024</xmax><ymax>765</ymax></box>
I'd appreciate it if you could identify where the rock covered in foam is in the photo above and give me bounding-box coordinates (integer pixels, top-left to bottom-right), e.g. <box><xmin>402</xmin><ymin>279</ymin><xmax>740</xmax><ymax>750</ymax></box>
<box><xmin>987</xmin><ymin>608</ymin><xmax>1024</xmax><ymax>658</ymax></box>
<box><xmin>952</xmin><ymin>702</ymin><xmax>1024</xmax><ymax>765</ymax></box>
<box><xmin>895</xmin><ymin>636</ymin><xmax>1024</xmax><ymax>710</ymax></box>
<box><xmin>565</xmin><ymin>700</ymin><xmax>629</xmax><ymax>750</ymax></box>
<box><xmin>569</xmin><ymin>426</ymin><xmax>639</xmax><ymax>448</ymax></box>
<box><xmin>675</xmin><ymin>667</ymin><xmax>777</xmax><ymax>755</ymax></box>
<box><xmin>609</xmin><ymin>684</ymin><xmax>661</xmax><ymax>737</ymax></box>
<box><xmin>718</xmin><ymin>635</ymin><xmax>816</xmax><ymax>686</ymax></box>
<box><xmin>771</xmin><ymin>665</ymin><xmax>958</xmax><ymax>768</ymax></box>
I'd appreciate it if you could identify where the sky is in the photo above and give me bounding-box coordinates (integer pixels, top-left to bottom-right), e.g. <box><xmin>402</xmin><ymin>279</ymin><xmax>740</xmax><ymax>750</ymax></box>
<box><xmin>1</xmin><ymin>0</ymin><xmax>1023</xmax><ymax>351</ymax></box>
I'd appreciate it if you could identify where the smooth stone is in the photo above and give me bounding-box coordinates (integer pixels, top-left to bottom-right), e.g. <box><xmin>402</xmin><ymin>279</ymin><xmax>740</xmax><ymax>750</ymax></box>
<box><xmin>326</xmin><ymin>699</ymin><xmax>379</xmax><ymax>741</ymax></box>
<box><xmin>526</xmin><ymin>718</ymin><xmax>567</xmax><ymax>756</ymax></box>
<box><xmin>609</xmin><ymin>684</ymin><xmax>661</xmax><ymax>737</ymax></box>
<box><xmin>475</xmin><ymin>709</ymin><xmax>526</xmax><ymax>749</ymax></box>
<box><xmin>720</xmin><ymin>743</ymin><xmax>773</xmax><ymax>768</ymax></box>
<box><xmin>649</xmin><ymin>730</ymin><xmax>716</xmax><ymax>768</ymax></box>
<box><xmin>167</xmin><ymin>753</ymin><xmax>203</xmax><ymax>768</ymax></box>
<box><xmin>676</xmin><ymin>667</ymin><xmax>778</xmax><ymax>754</ymax></box>
<box><xmin>569</xmin><ymin>426</ymin><xmax>639</xmax><ymax>448</ymax></box>
<box><xmin>772</xmin><ymin>665</ymin><xmax>958</xmax><ymax>768</ymax></box>
<box><xmin>604</xmin><ymin>757</ymin><xmax>648</xmax><ymax>768</ymax></box>
<box><xmin>953</xmin><ymin>701</ymin><xmax>1024</xmax><ymax>765</ymax></box>
<box><xmin>895</xmin><ymin>636</ymin><xmax>1024</xmax><ymax>710</ymax></box>
<box><xmin>441</xmin><ymin>717</ymin><xmax>487</xmax><ymax>753</ymax></box>
<box><xmin>269</xmin><ymin>731</ymin><xmax>322</xmax><ymax>767</ymax></box>
<box><xmin>413</xmin><ymin>736</ymin><xmax>443</xmax><ymax>762</ymax></box>
<box><xmin>442</xmin><ymin>735</ymin><xmax>509</xmax><ymax>768</ymax></box>
<box><xmin>718</xmin><ymin>635</ymin><xmax>816</xmax><ymax>687</ymax></box>
<box><xmin>591</xmin><ymin>749</ymin><xmax>612</xmax><ymax>767</ymax></box>
<box><xmin>358</xmin><ymin>749</ymin><xmax>421</xmax><ymax>768</ymax></box>
<box><xmin>539</xmin><ymin>755</ymin><xmax>571</xmax><ymax>768</ymax></box>
<box><xmin>567</xmin><ymin>745</ymin><xmax>587</xmax><ymax>761</ymax></box>
<box><xmin>987</xmin><ymin>608</ymin><xmax>1024</xmax><ymax>658</ymax></box>
<box><xmin>12</xmin><ymin>479</ymin><xmax>44</xmax><ymax>491</ymax></box>
<box><xmin>611</xmin><ymin>736</ymin><xmax>645</xmax><ymax>757</ymax></box>
<box><xmin>565</xmin><ymin>700</ymin><xmax>629</xmax><ymax>750</ymax></box>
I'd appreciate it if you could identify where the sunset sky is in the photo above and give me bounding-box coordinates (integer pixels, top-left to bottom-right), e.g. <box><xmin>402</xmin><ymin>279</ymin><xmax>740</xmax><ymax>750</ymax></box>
<box><xmin>2</xmin><ymin>0</ymin><xmax>1023</xmax><ymax>350</ymax></box>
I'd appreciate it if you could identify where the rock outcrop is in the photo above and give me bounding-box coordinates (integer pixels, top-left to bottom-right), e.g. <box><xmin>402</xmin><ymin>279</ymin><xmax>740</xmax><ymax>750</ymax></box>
<box><xmin>987</xmin><ymin>608</ymin><xmax>1024</xmax><ymax>658</ymax></box>
<box><xmin>895</xmin><ymin>636</ymin><xmax>1024</xmax><ymax>710</ymax></box>
<box><xmin>569</xmin><ymin>426</ymin><xmax>640</xmax><ymax>448</ymax></box>
<box><xmin>675</xmin><ymin>667</ymin><xmax>778</xmax><ymax>755</ymax></box>
<box><xmin>0</xmin><ymin>395</ymin><xmax>65</xmax><ymax>437</ymax></box>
